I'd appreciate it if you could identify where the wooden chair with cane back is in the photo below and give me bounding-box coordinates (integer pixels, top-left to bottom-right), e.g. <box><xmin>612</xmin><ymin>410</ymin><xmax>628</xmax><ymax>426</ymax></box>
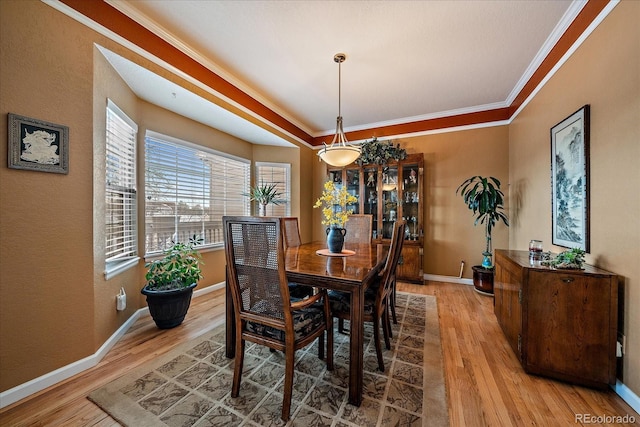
<box><xmin>222</xmin><ymin>216</ymin><xmax>333</xmax><ymax>421</ymax></box>
<box><xmin>329</xmin><ymin>220</ymin><xmax>405</xmax><ymax>372</ymax></box>
<box><xmin>343</xmin><ymin>214</ymin><xmax>373</xmax><ymax>245</ymax></box>
<box><xmin>282</xmin><ymin>217</ymin><xmax>314</xmax><ymax>298</ymax></box>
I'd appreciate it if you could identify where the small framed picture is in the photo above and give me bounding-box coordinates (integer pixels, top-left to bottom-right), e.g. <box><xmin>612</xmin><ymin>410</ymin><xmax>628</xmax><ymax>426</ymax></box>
<box><xmin>8</xmin><ymin>113</ymin><xmax>69</xmax><ymax>174</ymax></box>
<box><xmin>550</xmin><ymin>105</ymin><xmax>590</xmax><ymax>251</ymax></box>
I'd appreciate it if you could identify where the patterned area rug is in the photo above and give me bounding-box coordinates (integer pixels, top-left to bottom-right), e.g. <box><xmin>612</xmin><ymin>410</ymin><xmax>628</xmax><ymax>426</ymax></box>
<box><xmin>88</xmin><ymin>293</ymin><xmax>448</xmax><ymax>427</ymax></box>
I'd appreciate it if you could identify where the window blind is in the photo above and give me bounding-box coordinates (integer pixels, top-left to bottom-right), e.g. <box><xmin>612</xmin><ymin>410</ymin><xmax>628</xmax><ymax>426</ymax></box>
<box><xmin>105</xmin><ymin>100</ymin><xmax>138</xmax><ymax>266</ymax></box>
<box><xmin>145</xmin><ymin>132</ymin><xmax>250</xmax><ymax>255</ymax></box>
<box><xmin>255</xmin><ymin>162</ymin><xmax>291</xmax><ymax>217</ymax></box>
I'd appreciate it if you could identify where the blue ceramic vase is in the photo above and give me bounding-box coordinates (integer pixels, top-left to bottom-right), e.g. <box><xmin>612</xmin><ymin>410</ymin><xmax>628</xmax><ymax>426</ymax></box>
<box><xmin>326</xmin><ymin>227</ymin><xmax>347</xmax><ymax>253</ymax></box>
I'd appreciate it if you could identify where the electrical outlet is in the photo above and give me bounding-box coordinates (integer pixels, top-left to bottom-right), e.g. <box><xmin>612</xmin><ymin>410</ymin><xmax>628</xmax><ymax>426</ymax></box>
<box><xmin>617</xmin><ymin>332</ymin><xmax>626</xmax><ymax>356</ymax></box>
<box><xmin>116</xmin><ymin>287</ymin><xmax>126</xmax><ymax>311</ymax></box>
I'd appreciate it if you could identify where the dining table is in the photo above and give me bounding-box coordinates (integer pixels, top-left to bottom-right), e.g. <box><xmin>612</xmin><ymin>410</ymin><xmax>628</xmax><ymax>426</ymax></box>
<box><xmin>225</xmin><ymin>240</ymin><xmax>388</xmax><ymax>407</ymax></box>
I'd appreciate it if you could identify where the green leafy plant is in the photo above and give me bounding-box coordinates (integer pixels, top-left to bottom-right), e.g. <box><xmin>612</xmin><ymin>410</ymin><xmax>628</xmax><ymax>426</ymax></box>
<box><xmin>145</xmin><ymin>235</ymin><xmax>204</xmax><ymax>291</ymax></box>
<box><xmin>355</xmin><ymin>137</ymin><xmax>407</xmax><ymax>166</ymax></box>
<box><xmin>456</xmin><ymin>176</ymin><xmax>509</xmax><ymax>268</ymax></box>
<box><xmin>541</xmin><ymin>248</ymin><xmax>586</xmax><ymax>269</ymax></box>
<box><xmin>245</xmin><ymin>181</ymin><xmax>286</xmax><ymax>215</ymax></box>
<box><xmin>314</xmin><ymin>180</ymin><xmax>358</xmax><ymax>228</ymax></box>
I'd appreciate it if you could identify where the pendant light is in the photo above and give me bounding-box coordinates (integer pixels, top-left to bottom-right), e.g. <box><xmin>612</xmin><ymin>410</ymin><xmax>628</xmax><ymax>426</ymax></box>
<box><xmin>317</xmin><ymin>53</ymin><xmax>361</xmax><ymax>167</ymax></box>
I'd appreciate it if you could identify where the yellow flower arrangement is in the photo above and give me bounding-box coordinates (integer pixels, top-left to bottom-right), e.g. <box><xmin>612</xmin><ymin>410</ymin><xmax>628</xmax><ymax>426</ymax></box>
<box><xmin>313</xmin><ymin>180</ymin><xmax>358</xmax><ymax>228</ymax></box>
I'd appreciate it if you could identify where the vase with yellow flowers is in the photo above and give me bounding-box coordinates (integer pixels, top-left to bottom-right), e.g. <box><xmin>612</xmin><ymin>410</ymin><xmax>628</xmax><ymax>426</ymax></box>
<box><xmin>314</xmin><ymin>180</ymin><xmax>358</xmax><ymax>253</ymax></box>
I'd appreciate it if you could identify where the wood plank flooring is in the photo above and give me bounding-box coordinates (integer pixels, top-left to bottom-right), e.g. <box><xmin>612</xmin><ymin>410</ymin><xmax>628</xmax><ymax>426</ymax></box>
<box><xmin>0</xmin><ymin>281</ymin><xmax>638</xmax><ymax>426</ymax></box>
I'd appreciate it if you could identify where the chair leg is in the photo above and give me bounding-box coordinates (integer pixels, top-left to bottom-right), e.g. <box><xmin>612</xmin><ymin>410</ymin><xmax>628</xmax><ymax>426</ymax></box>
<box><xmin>372</xmin><ymin>316</ymin><xmax>385</xmax><ymax>372</ymax></box>
<box><xmin>391</xmin><ymin>278</ymin><xmax>398</xmax><ymax>325</ymax></box>
<box><xmin>282</xmin><ymin>345</ymin><xmax>295</xmax><ymax>421</ymax></box>
<box><xmin>326</xmin><ymin>314</ymin><xmax>334</xmax><ymax>371</ymax></box>
<box><xmin>382</xmin><ymin>309</ymin><xmax>391</xmax><ymax>350</ymax></box>
<box><xmin>338</xmin><ymin>318</ymin><xmax>345</xmax><ymax>334</ymax></box>
<box><xmin>318</xmin><ymin>330</ymin><xmax>325</xmax><ymax>360</ymax></box>
<box><xmin>232</xmin><ymin>336</ymin><xmax>245</xmax><ymax>397</ymax></box>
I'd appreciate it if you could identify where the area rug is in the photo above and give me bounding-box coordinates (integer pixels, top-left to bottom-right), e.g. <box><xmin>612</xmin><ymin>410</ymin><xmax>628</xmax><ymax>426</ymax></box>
<box><xmin>88</xmin><ymin>293</ymin><xmax>448</xmax><ymax>427</ymax></box>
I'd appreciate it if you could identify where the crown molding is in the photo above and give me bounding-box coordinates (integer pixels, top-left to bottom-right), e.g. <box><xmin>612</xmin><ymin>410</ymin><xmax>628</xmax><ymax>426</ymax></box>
<box><xmin>49</xmin><ymin>0</ymin><xmax>616</xmax><ymax>148</ymax></box>
<box><xmin>104</xmin><ymin>0</ymin><xmax>315</xmax><ymax>138</ymax></box>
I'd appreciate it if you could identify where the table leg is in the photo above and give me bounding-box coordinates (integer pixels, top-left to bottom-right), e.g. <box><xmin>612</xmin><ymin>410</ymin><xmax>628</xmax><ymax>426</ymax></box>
<box><xmin>348</xmin><ymin>285</ymin><xmax>364</xmax><ymax>406</ymax></box>
<box><xmin>225</xmin><ymin>267</ymin><xmax>235</xmax><ymax>358</ymax></box>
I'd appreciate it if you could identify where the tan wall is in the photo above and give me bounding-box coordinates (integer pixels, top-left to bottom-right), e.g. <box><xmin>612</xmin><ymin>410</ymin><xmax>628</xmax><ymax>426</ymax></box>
<box><xmin>509</xmin><ymin>0</ymin><xmax>640</xmax><ymax>393</ymax></box>
<box><xmin>1</xmin><ymin>0</ymin><xmax>97</xmax><ymax>391</ymax></box>
<box><xmin>401</xmin><ymin>127</ymin><xmax>510</xmax><ymax>277</ymax></box>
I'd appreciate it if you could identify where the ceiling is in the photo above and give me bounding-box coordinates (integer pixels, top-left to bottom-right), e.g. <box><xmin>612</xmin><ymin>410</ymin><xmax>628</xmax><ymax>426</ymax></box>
<box><xmin>98</xmin><ymin>0</ymin><xmax>583</xmax><ymax>147</ymax></box>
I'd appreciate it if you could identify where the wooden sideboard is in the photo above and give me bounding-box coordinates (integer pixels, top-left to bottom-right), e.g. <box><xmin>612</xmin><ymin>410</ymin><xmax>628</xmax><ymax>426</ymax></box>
<box><xmin>494</xmin><ymin>249</ymin><xmax>618</xmax><ymax>388</ymax></box>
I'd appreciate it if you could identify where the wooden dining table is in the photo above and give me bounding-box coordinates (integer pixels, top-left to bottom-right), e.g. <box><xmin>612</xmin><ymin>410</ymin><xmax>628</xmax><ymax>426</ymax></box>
<box><xmin>225</xmin><ymin>241</ymin><xmax>387</xmax><ymax>406</ymax></box>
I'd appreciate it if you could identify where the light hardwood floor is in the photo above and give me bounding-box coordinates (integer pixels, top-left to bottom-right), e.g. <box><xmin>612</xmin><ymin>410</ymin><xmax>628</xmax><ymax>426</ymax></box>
<box><xmin>1</xmin><ymin>282</ymin><xmax>638</xmax><ymax>426</ymax></box>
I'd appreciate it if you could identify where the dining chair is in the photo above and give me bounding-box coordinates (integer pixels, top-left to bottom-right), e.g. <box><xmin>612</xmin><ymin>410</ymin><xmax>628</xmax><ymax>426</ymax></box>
<box><xmin>282</xmin><ymin>217</ymin><xmax>302</xmax><ymax>247</ymax></box>
<box><xmin>343</xmin><ymin>214</ymin><xmax>373</xmax><ymax>245</ymax></box>
<box><xmin>282</xmin><ymin>217</ymin><xmax>314</xmax><ymax>298</ymax></box>
<box><xmin>329</xmin><ymin>220</ymin><xmax>406</xmax><ymax>372</ymax></box>
<box><xmin>222</xmin><ymin>216</ymin><xmax>333</xmax><ymax>421</ymax></box>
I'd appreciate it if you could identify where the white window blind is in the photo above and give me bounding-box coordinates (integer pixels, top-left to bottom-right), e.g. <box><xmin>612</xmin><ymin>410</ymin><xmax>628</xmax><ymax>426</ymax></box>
<box><xmin>255</xmin><ymin>162</ymin><xmax>291</xmax><ymax>216</ymax></box>
<box><xmin>105</xmin><ymin>100</ymin><xmax>138</xmax><ymax>269</ymax></box>
<box><xmin>145</xmin><ymin>132</ymin><xmax>250</xmax><ymax>255</ymax></box>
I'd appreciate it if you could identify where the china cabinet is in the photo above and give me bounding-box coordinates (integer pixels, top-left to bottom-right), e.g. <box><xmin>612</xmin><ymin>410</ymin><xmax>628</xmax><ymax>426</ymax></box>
<box><xmin>327</xmin><ymin>153</ymin><xmax>424</xmax><ymax>283</ymax></box>
<box><xmin>494</xmin><ymin>249</ymin><xmax>618</xmax><ymax>388</ymax></box>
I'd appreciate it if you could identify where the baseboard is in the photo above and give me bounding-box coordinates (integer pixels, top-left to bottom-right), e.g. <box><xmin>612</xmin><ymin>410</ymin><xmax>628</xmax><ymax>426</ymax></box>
<box><xmin>0</xmin><ymin>281</ymin><xmax>225</xmax><ymax>410</ymax></box>
<box><xmin>424</xmin><ymin>273</ymin><xmax>473</xmax><ymax>286</ymax></box>
<box><xmin>612</xmin><ymin>380</ymin><xmax>640</xmax><ymax>416</ymax></box>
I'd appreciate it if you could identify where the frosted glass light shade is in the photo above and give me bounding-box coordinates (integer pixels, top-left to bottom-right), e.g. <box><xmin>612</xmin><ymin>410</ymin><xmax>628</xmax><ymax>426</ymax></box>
<box><xmin>318</xmin><ymin>145</ymin><xmax>361</xmax><ymax>167</ymax></box>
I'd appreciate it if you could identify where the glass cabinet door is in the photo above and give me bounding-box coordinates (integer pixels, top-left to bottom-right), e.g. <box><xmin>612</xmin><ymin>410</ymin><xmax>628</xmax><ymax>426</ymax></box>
<box><xmin>363</xmin><ymin>167</ymin><xmax>378</xmax><ymax>239</ymax></box>
<box><xmin>381</xmin><ymin>166</ymin><xmax>398</xmax><ymax>239</ymax></box>
<box><xmin>401</xmin><ymin>163</ymin><xmax>420</xmax><ymax>240</ymax></box>
<box><xmin>345</xmin><ymin>168</ymin><xmax>360</xmax><ymax>214</ymax></box>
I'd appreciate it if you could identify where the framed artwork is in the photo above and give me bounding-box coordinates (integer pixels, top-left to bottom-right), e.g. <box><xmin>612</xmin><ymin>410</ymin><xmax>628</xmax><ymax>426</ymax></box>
<box><xmin>550</xmin><ymin>105</ymin><xmax>590</xmax><ymax>251</ymax></box>
<box><xmin>7</xmin><ymin>113</ymin><xmax>69</xmax><ymax>174</ymax></box>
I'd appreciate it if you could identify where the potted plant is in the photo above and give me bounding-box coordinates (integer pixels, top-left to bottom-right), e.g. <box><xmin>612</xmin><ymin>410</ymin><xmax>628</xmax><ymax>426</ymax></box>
<box><xmin>246</xmin><ymin>181</ymin><xmax>286</xmax><ymax>216</ymax></box>
<box><xmin>456</xmin><ymin>176</ymin><xmax>509</xmax><ymax>294</ymax></box>
<box><xmin>313</xmin><ymin>180</ymin><xmax>358</xmax><ymax>253</ymax></box>
<box><xmin>141</xmin><ymin>235</ymin><xmax>203</xmax><ymax>329</ymax></box>
<box><xmin>355</xmin><ymin>137</ymin><xmax>407</xmax><ymax>166</ymax></box>
<box><xmin>541</xmin><ymin>248</ymin><xmax>586</xmax><ymax>269</ymax></box>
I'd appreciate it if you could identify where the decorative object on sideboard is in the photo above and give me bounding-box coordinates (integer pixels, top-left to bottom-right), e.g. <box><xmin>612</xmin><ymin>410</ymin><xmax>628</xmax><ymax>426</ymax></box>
<box><xmin>141</xmin><ymin>235</ymin><xmax>203</xmax><ymax>328</ymax></box>
<box><xmin>456</xmin><ymin>176</ymin><xmax>509</xmax><ymax>295</ymax></box>
<box><xmin>355</xmin><ymin>136</ymin><xmax>407</xmax><ymax>166</ymax></box>
<box><xmin>529</xmin><ymin>239</ymin><xmax>543</xmax><ymax>261</ymax></box>
<box><xmin>540</xmin><ymin>247</ymin><xmax>586</xmax><ymax>270</ymax></box>
<box><xmin>551</xmin><ymin>104</ymin><xmax>590</xmax><ymax>251</ymax></box>
<box><xmin>317</xmin><ymin>53</ymin><xmax>361</xmax><ymax>167</ymax></box>
<box><xmin>7</xmin><ymin>113</ymin><xmax>69</xmax><ymax>174</ymax></box>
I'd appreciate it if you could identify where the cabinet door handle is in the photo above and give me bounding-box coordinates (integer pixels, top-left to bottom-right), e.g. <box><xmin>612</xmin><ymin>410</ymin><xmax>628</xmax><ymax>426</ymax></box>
<box><xmin>562</xmin><ymin>277</ymin><xmax>574</xmax><ymax>283</ymax></box>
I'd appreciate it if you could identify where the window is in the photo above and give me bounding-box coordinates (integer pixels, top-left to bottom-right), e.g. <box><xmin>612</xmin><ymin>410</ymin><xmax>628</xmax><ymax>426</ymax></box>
<box><xmin>255</xmin><ymin>162</ymin><xmax>291</xmax><ymax>216</ymax></box>
<box><xmin>105</xmin><ymin>100</ymin><xmax>138</xmax><ymax>276</ymax></box>
<box><xmin>145</xmin><ymin>131</ymin><xmax>250</xmax><ymax>255</ymax></box>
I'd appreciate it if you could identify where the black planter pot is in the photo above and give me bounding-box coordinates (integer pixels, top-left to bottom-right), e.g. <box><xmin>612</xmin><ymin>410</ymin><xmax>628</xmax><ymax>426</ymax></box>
<box><xmin>472</xmin><ymin>266</ymin><xmax>494</xmax><ymax>296</ymax></box>
<box><xmin>141</xmin><ymin>282</ymin><xmax>197</xmax><ymax>329</ymax></box>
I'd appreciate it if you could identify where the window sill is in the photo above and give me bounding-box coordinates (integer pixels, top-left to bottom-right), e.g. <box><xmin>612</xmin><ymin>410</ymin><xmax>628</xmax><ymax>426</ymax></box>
<box><xmin>105</xmin><ymin>257</ymin><xmax>140</xmax><ymax>280</ymax></box>
<box><xmin>144</xmin><ymin>243</ymin><xmax>223</xmax><ymax>262</ymax></box>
